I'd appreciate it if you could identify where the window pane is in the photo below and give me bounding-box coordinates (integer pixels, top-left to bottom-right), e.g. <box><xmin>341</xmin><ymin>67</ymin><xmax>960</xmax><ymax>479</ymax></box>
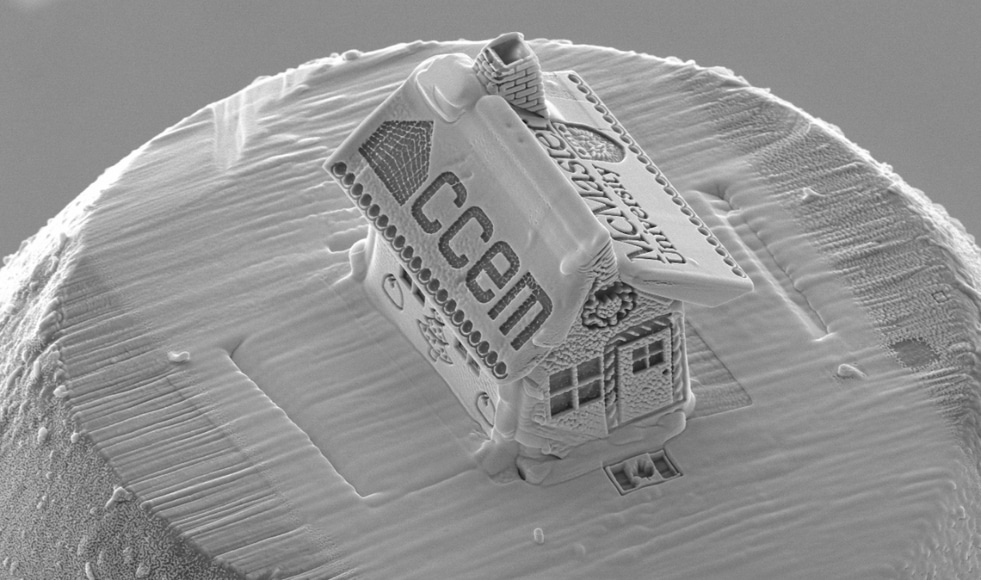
<box><xmin>652</xmin><ymin>453</ymin><xmax>678</xmax><ymax>479</ymax></box>
<box><xmin>632</xmin><ymin>358</ymin><xmax>647</xmax><ymax>374</ymax></box>
<box><xmin>549</xmin><ymin>368</ymin><xmax>574</xmax><ymax>393</ymax></box>
<box><xmin>550</xmin><ymin>391</ymin><xmax>574</xmax><ymax>416</ymax></box>
<box><xmin>632</xmin><ymin>346</ymin><xmax>645</xmax><ymax>361</ymax></box>
<box><xmin>649</xmin><ymin>351</ymin><xmax>665</xmax><ymax>367</ymax></box>
<box><xmin>579</xmin><ymin>380</ymin><xmax>602</xmax><ymax>405</ymax></box>
<box><xmin>577</xmin><ymin>357</ymin><xmax>601</xmax><ymax>380</ymax></box>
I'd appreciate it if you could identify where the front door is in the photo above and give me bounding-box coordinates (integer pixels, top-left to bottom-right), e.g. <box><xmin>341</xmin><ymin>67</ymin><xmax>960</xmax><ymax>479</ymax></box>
<box><xmin>614</xmin><ymin>325</ymin><xmax>674</xmax><ymax>424</ymax></box>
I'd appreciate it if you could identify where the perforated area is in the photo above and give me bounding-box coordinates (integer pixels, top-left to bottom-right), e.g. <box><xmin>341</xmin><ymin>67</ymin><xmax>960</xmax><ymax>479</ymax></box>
<box><xmin>358</xmin><ymin>120</ymin><xmax>433</xmax><ymax>205</ymax></box>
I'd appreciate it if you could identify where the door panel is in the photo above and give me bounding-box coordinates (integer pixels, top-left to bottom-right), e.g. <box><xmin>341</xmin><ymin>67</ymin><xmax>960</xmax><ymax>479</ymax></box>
<box><xmin>615</xmin><ymin>327</ymin><xmax>674</xmax><ymax>423</ymax></box>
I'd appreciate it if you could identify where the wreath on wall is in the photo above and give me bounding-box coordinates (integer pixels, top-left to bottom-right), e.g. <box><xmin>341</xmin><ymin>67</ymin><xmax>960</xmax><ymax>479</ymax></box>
<box><xmin>582</xmin><ymin>282</ymin><xmax>636</xmax><ymax>329</ymax></box>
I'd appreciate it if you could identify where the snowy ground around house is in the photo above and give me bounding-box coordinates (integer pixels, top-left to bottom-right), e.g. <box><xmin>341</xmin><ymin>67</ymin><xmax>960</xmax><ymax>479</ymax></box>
<box><xmin>2</xmin><ymin>39</ymin><xmax>981</xmax><ymax>579</ymax></box>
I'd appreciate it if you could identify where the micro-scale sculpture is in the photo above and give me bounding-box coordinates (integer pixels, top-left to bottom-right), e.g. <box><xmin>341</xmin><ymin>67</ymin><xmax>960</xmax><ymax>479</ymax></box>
<box><xmin>326</xmin><ymin>33</ymin><xmax>753</xmax><ymax>486</ymax></box>
<box><xmin>5</xmin><ymin>28</ymin><xmax>974</xmax><ymax>579</ymax></box>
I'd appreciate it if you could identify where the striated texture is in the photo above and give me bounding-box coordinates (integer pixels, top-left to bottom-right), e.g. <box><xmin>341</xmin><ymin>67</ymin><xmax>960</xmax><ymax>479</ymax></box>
<box><xmin>0</xmin><ymin>220</ymin><xmax>242</xmax><ymax>579</ymax></box>
<box><xmin>1</xmin><ymin>39</ymin><xmax>980</xmax><ymax>579</ymax></box>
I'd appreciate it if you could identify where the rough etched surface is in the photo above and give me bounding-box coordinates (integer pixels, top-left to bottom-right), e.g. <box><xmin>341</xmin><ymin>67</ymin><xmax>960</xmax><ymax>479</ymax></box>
<box><xmin>0</xmin><ymin>229</ymin><xmax>241</xmax><ymax>580</ymax></box>
<box><xmin>358</xmin><ymin>120</ymin><xmax>432</xmax><ymax>205</ymax></box>
<box><xmin>703</xmin><ymin>81</ymin><xmax>981</xmax><ymax>430</ymax></box>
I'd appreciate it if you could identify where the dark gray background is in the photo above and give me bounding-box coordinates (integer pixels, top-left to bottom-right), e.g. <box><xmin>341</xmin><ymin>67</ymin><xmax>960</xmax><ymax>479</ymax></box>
<box><xmin>2</xmin><ymin>1</ymin><xmax>978</xmax><ymax>256</ymax></box>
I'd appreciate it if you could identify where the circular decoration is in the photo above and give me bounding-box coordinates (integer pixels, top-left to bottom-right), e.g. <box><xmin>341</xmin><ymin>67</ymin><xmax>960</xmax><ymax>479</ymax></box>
<box><xmin>381</xmin><ymin>274</ymin><xmax>404</xmax><ymax>310</ymax></box>
<box><xmin>582</xmin><ymin>282</ymin><xmax>636</xmax><ymax>329</ymax></box>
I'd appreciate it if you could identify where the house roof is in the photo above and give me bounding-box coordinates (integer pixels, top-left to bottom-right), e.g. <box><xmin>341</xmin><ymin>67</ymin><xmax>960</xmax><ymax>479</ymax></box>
<box><xmin>325</xmin><ymin>38</ymin><xmax>752</xmax><ymax>381</ymax></box>
<box><xmin>326</xmin><ymin>53</ymin><xmax>612</xmax><ymax>382</ymax></box>
<box><xmin>525</xmin><ymin>71</ymin><xmax>754</xmax><ymax>307</ymax></box>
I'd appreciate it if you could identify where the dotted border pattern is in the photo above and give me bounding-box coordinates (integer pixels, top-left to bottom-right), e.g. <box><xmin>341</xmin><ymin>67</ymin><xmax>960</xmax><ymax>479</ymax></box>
<box><xmin>329</xmin><ymin>162</ymin><xmax>510</xmax><ymax>381</ymax></box>
<box><xmin>565</xmin><ymin>74</ymin><xmax>748</xmax><ymax>280</ymax></box>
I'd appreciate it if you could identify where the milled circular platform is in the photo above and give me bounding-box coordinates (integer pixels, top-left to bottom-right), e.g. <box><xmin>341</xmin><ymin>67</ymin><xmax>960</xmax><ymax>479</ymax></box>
<box><xmin>2</xmin><ymin>39</ymin><xmax>979</xmax><ymax>580</ymax></box>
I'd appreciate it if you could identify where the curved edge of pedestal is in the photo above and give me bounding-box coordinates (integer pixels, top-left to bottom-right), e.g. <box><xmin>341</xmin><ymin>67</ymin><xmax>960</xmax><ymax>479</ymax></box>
<box><xmin>0</xmin><ymin>166</ymin><xmax>249</xmax><ymax>579</ymax></box>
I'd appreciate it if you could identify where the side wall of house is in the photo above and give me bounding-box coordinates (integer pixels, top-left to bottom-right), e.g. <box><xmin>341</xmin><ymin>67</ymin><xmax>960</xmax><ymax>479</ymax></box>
<box><xmin>361</xmin><ymin>229</ymin><xmax>501</xmax><ymax>434</ymax></box>
<box><xmin>515</xmin><ymin>280</ymin><xmax>690</xmax><ymax>457</ymax></box>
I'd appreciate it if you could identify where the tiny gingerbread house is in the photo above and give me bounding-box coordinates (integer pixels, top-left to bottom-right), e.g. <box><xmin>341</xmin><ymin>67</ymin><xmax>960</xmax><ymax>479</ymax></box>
<box><xmin>326</xmin><ymin>33</ymin><xmax>752</xmax><ymax>484</ymax></box>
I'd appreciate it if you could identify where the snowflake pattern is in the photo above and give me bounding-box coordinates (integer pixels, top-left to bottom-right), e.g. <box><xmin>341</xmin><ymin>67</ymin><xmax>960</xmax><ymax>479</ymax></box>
<box><xmin>417</xmin><ymin>308</ymin><xmax>453</xmax><ymax>365</ymax></box>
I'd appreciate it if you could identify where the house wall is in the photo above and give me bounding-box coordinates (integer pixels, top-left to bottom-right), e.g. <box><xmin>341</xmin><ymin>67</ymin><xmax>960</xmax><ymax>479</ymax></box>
<box><xmin>360</xmin><ymin>227</ymin><xmax>693</xmax><ymax>456</ymax></box>
<box><xmin>515</xmin><ymin>280</ymin><xmax>691</xmax><ymax>457</ymax></box>
<box><xmin>361</xmin><ymin>228</ymin><xmax>501</xmax><ymax>435</ymax></box>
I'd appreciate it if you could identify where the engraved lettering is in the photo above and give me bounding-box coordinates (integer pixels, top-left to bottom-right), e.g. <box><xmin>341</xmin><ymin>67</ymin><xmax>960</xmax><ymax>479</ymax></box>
<box><xmin>466</xmin><ymin>241</ymin><xmax>520</xmax><ymax>303</ymax></box>
<box><xmin>535</xmin><ymin>131</ymin><xmax>573</xmax><ymax>158</ymax></box>
<box><xmin>556</xmin><ymin>158</ymin><xmax>589</xmax><ymax>178</ymax></box>
<box><xmin>412</xmin><ymin>172</ymin><xmax>467</xmax><ymax>234</ymax></box>
<box><xmin>527</xmin><ymin>123</ymin><xmax>688</xmax><ymax>265</ymax></box>
<box><xmin>488</xmin><ymin>272</ymin><xmax>553</xmax><ymax>350</ymax></box>
<box><xmin>393</xmin><ymin>167</ymin><xmax>554</xmax><ymax>354</ymax></box>
<box><xmin>439</xmin><ymin>206</ymin><xmax>493</xmax><ymax>269</ymax></box>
